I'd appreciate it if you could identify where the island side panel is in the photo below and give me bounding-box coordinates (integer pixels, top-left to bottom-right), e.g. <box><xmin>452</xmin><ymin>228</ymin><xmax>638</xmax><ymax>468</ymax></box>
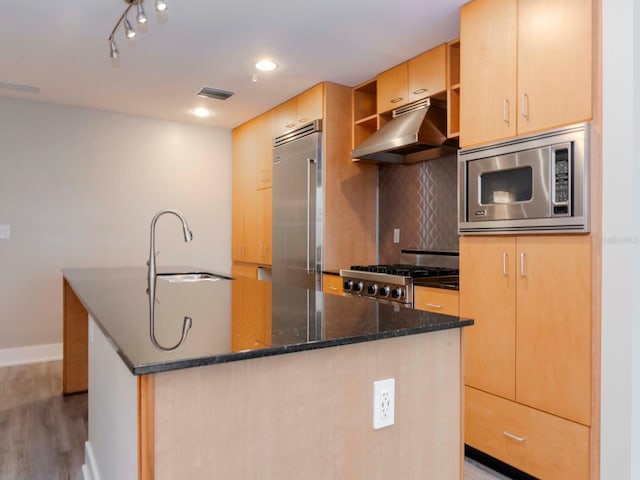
<box><xmin>153</xmin><ymin>329</ymin><xmax>462</xmax><ymax>480</ymax></box>
<box><xmin>138</xmin><ymin>374</ymin><xmax>155</xmax><ymax>480</ymax></box>
<box><xmin>62</xmin><ymin>277</ymin><xmax>88</xmax><ymax>394</ymax></box>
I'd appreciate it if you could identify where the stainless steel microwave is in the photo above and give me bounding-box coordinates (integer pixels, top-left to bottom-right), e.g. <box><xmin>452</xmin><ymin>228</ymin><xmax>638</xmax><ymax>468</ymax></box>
<box><xmin>458</xmin><ymin>123</ymin><xmax>590</xmax><ymax>234</ymax></box>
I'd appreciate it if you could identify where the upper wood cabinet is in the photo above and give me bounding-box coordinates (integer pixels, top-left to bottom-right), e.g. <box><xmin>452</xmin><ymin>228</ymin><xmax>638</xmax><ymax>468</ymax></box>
<box><xmin>376</xmin><ymin>63</ymin><xmax>408</xmax><ymax>113</ymax></box>
<box><xmin>460</xmin><ymin>234</ymin><xmax>592</xmax><ymax>426</ymax></box>
<box><xmin>376</xmin><ymin>45</ymin><xmax>447</xmax><ymax>114</ymax></box>
<box><xmin>272</xmin><ymin>84</ymin><xmax>323</xmax><ymax>136</ymax></box>
<box><xmin>408</xmin><ymin>44</ymin><xmax>447</xmax><ymax>104</ymax></box>
<box><xmin>460</xmin><ymin>0</ymin><xmax>592</xmax><ymax>147</ymax></box>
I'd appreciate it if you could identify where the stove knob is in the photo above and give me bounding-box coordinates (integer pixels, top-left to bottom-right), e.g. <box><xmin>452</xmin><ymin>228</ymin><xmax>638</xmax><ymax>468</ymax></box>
<box><xmin>379</xmin><ymin>286</ymin><xmax>391</xmax><ymax>297</ymax></box>
<box><xmin>391</xmin><ymin>287</ymin><xmax>404</xmax><ymax>299</ymax></box>
<box><xmin>367</xmin><ymin>284</ymin><xmax>378</xmax><ymax>295</ymax></box>
<box><xmin>353</xmin><ymin>281</ymin><xmax>364</xmax><ymax>293</ymax></box>
<box><xmin>343</xmin><ymin>280</ymin><xmax>354</xmax><ymax>291</ymax></box>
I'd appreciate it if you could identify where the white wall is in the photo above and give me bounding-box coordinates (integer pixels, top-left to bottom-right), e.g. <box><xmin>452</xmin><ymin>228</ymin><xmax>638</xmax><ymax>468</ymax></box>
<box><xmin>601</xmin><ymin>0</ymin><xmax>640</xmax><ymax>478</ymax></box>
<box><xmin>0</xmin><ymin>96</ymin><xmax>231</xmax><ymax>351</ymax></box>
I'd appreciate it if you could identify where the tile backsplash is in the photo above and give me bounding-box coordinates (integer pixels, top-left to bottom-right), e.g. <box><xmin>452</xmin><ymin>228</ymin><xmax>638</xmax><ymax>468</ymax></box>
<box><xmin>378</xmin><ymin>155</ymin><xmax>459</xmax><ymax>263</ymax></box>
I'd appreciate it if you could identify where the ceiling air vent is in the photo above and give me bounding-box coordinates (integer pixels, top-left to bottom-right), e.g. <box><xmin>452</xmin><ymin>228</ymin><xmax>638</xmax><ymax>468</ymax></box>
<box><xmin>196</xmin><ymin>87</ymin><xmax>234</xmax><ymax>101</ymax></box>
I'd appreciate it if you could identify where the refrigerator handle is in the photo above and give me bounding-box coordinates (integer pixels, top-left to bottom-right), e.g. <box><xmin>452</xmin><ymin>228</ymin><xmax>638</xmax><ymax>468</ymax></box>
<box><xmin>306</xmin><ymin>158</ymin><xmax>316</xmax><ymax>274</ymax></box>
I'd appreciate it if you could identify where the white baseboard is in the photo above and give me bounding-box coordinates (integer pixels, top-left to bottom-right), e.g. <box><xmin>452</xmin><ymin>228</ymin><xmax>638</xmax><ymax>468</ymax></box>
<box><xmin>83</xmin><ymin>441</ymin><xmax>101</xmax><ymax>480</ymax></box>
<box><xmin>0</xmin><ymin>343</ymin><xmax>63</xmax><ymax>367</ymax></box>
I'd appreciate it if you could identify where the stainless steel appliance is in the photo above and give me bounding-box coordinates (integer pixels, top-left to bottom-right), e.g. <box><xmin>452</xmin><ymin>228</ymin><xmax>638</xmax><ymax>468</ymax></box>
<box><xmin>272</xmin><ymin>120</ymin><xmax>323</xmax><ymax>289</ymax></box>
<box><xmin>351</xmin><ymin>98</ymin><xmax>458</xmax><ymax>164</ymax></box>
<box><xmin>458</xmin><ymin>123</ymin><xmax>590</xmax><ymax>234</ymax></box>
<box><xmin>271</xmin><ymin>120</ymin><xmax>323</xmax><ymax>332</ymax></box>
<box><xmin>340</xmin><ymin>250</ymin><xmax>459</xmax><ymax>307</ymax></box>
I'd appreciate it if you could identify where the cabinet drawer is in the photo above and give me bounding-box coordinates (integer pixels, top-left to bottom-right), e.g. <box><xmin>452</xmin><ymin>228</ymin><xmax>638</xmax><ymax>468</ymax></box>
<box><xmin>231</xmin><ymin>264</ymin><xmax>258</xmax><ymax>279</ymax></box>
<box><xmin>465</xmin><ymin>386</ymin><xmax>590</xmax><ymax>479</ymax></box>
<box><xmin>414</xmin><ymin>287</ymin><xmax>459</xmax><ymax>316</ymax></box>
<box><xmin>322</xmin><ymin>273</ymin><xmax>343</xmax><ymax>295</ymax></box>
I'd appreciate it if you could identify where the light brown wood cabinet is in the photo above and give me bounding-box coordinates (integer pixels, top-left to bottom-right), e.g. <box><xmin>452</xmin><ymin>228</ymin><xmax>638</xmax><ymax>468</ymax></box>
<box><xmin>376</xmin><ymin>45</ymin><xmax>447</xmax><ymax>114</ymax></box>
<box><xmin>272</xmin><ymin>84</ymin><xmax>323</xmax><ymax>136</ymax></box>
<box><xmin>465</xmin><ymin>386</ymin><xmax>590</xmax><ymax>479</ymax></box>
<box><xmin>414</xmin><ymin>286</ymin><xmax>459</xmax><ymax>316</ymax></box>
<box><xmin>232</xmin><ymin>118</ymin><xmax>272</xmax><ymax>265</ymax></box>
<box><xmin>460</xmin><ymin>234</ymin><xmax>592</xmax><ymax>477</ymax></box>
<box><xmin>231</xmin><ymin>264</ymin><xmax>272</xmax><ymax>351</ymax></box>
<box><xmin>460</xmin><ymin>0</ymin><xmax>592</xmax><ymax>147</ymax></box>
<box><xmin>322</xmin><ymin>273</ymin><xmax>343</xmax><ymax>295</ymax></box>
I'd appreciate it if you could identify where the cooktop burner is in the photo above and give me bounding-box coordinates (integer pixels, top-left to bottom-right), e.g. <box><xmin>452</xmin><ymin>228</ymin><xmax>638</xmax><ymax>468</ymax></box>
<box><xmin>349</xmin><ymin>264</ymin><xmax>459</xmax><ymax>278</ymax></box>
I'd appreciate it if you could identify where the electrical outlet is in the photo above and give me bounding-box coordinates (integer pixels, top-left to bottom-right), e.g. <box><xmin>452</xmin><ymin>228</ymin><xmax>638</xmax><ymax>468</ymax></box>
<box><xmin>373</xmin><ymin>378</ymin><xmax>395</xmax><ymax>429</ymax></box>
<box><xmin>393</xmin><ymin>229</ymin><xmax>400</xmax><ymax>244</ymax></box>
<box><xmin>0</xmin><ymin>225</ymin><xmax>10</xmax><ymax>240</ymax></box>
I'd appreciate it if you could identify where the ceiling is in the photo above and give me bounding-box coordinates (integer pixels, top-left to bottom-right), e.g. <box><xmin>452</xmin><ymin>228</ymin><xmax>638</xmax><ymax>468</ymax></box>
<box><xmin>0</xmin><ymin>0</ymin><xmax>466</xmax><ymax>130</ymax></box>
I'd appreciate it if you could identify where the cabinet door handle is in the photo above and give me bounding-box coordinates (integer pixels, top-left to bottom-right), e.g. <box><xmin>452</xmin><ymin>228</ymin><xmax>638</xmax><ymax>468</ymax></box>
<box><xmin>391</xmin><ymin>97</ymin><xmax>403</xmax><ymax>104</ymax></box>
<box><xmin>520</xmin><ymin>252</ymin><xmax>527</xmax><ymax>277</ymax></box>
<box><xmin>502</xmin><ymin>252</ymin><xmax>509</xmax><ymax>276</ymax></box>
<box><xmin>503</xmin><ymin>431</ymin><xmax>526</xmax><ymax>443</ymax></box>
<box><xmin>413</xmin><ymin>88</ymin><xmax>428</xmax><ymax>95</ymax></box>
<box><xmin>521</xmin><ymin>93</ymin><xmax>529</xmax><ymax>119</ymax></box>
<box><xmin>503</xmin><ymin>99</ymin><xmax>510</xmax><ymax>124</ymax></box>
<box><xmin>426</xmin><ymin>303</ymin><xmax>443</xmax><ymax>309</ymax></box>
<box><xmin>328</xmin><ymin>286</ymin><xmax>338</xmax><ymax>291</ymax></box>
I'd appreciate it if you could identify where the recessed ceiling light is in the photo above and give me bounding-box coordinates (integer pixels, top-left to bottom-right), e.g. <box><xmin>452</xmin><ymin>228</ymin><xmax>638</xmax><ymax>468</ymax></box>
<box><xmin>191</xmin><ymin>107</ymin><xmax>211</xmax><ymax>118</ymax></box>
<box><xmin>255</xmin><ymin>59</ymin><xmax>277</xmax><ymax>72</ymax></box>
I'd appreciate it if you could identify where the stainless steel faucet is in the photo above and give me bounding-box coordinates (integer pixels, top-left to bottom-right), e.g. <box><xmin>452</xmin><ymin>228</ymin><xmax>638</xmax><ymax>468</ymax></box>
<box><xmin>148</xmin><ymin>209</ymin><xmax>193</xmax><ymax>281</ymax></box>
<box><xmin>147</xmin><ymin>209</ymin><xmax>193</xmax><ymax>351</ymax></box>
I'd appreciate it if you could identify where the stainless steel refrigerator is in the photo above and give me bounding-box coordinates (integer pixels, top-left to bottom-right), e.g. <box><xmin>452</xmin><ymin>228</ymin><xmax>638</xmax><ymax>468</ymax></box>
<box><xmin>271</xmin><ymin>120</ymin><xmax>323</xmax><ymax>336</ymax></box>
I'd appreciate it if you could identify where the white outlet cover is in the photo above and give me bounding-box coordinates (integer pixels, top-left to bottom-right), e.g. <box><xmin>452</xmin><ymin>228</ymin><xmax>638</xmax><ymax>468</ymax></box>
<box><xmin>0</xmin><ymin>225</ymin><xmax>9</xmax><ymax>240</ymax></box>
<box><xmin>373</xmin><ymin>378</ymin><xmax>395</xmax><ymax>429</ymax></box>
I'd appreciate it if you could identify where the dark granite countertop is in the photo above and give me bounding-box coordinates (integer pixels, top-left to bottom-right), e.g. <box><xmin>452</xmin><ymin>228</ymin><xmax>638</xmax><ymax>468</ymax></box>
<box><xmin>62</xmin><ymin>267</ymin><xmax>473</xmax><ymax>376</ymax></box>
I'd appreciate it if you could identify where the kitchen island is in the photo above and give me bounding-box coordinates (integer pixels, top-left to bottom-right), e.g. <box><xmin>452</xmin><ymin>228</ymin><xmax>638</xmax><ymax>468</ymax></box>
<box><xmin>62</xmin><ymin>267</ymin><xmax>473</xmax><ymax>480</ymax></box>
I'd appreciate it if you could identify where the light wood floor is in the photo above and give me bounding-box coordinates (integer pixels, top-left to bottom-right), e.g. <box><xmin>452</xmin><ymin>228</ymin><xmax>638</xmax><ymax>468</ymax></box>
<box><xmin>0</xmin><ymin>361</ymin><xmax>508</xmax><ymax>480</ymax></box>
<box><xmin>0</xmin><ymin>361</ymin><xmax>86</xmax><ymax>480</ymax></box>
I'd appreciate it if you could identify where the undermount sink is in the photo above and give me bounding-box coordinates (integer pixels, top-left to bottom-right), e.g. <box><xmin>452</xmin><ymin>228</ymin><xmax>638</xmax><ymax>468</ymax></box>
<box><xmin>156</xmin><ymin>272</ymin><xmax>226</xmax><ymax>283</ymax></box>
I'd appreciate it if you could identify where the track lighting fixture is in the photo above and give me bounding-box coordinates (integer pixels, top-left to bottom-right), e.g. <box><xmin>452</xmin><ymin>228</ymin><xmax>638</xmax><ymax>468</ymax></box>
<box><xmin>136</xmin><ymin>1</ymin><xmax>148</xmax><ymax>24</ymax></box>
<box><xmin>107</xmin><ymin>0</ymin><xmax>168</xmax><ymax>58</ymax></box>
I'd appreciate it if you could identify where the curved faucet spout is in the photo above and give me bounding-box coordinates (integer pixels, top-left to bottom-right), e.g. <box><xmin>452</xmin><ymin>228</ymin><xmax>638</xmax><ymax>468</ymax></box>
<box><xmin>146</xmin><ymin>209</ymin><xmax>194</xmax><ymax>351</ymax></box>
<box><xmin>148</xmin><ymin>209</ymin><xmax>193</xmax><ymax>282</ymax></box>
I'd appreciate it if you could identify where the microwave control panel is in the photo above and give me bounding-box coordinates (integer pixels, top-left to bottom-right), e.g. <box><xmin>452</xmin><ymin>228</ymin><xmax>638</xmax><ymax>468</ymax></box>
<box><xmin>551</xmin><ymin>144</ymin><xmax>571</xmax><ymax>216</ymax></box>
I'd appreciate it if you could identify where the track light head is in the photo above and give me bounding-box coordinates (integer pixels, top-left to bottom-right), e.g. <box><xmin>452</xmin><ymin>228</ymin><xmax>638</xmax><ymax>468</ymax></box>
<box><xmin>109</xmin><ymin>39</ymin><xmax>120</xmax><ymax>59</ymax></box>
<box><xmin>136</xmin><ymin>1</ymin><xmax>148</xmax><ymax>24</ymax></box>
<box><xmin>123</xmin><ymin>18</ymin><xmax>136</xmax><ymax>38</ymax></box>
<box><xmin>155</xmin><ymin>0</ymin><xmax>168</xmax><ymax>12</ymax></box>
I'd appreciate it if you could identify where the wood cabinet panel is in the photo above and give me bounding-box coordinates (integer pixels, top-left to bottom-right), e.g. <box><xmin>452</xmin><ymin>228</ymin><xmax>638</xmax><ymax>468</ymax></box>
<box><xmin>517</xmin><ymin>0</ymin><xmax>592</xmax><ymax>134</ymax></box>
<box><xmin>408</xmin><ymin>44</ymin><xmax>447</xmax><ymax>103</ymax></box>
<box><xmin>461</xmin><ymin>234</ymin><xmax>593</xmax><ymax>424</ymax></box>
<box><xmin>322</xmin><ymin>273</ymin><xmax>343</xmax><ymax>295</ymax></box>
<box><xmin>515</xmin><ymin>235</ymin><xmax>591</xmax><ymax>425</ymax></box>
<box><xmin>231</xmin><ymin>266</ymin><xmax>272</xmax><ymax>351</ymax></box>
<box><xmin>460</xmin><ymin>236</ymin><xmax>516</xmax><ymax>400</ymax></box>
<box><xmin>414</xmin><ymin>286</ymin><xmax>459</xmax><ymax>316</ymax></box>
<box><xmin>460</xmin><ymin>0</ymin><xmax>517</xmax><ymax>147</ymax></box>
<box><xmin>232</xmin><ymin>123</ymin><xmax>258</xmax><ymax>263</ymax></box>
<box><xmin>256</xmin><ymin>188</ymin><xmax>272</xmax><ymax>264</ymax></box>
<box><xmin>460</xmin><ymin>0</ymin><xmax>592</xmax><ymax>147</ymax></box>
<box><xmin>376</xmin><ymin>63</ymin><xmax>408</xmax><ymax>113</ymax></box>
<box><xmin>465</xmin><ymin>386</ymin><xmax>590</xmax><ymax>479</ymax></box>
<box><xmin>272</xmin><ymin>84</ymin><xmax>323</xmax><ymax>136</ymax></box>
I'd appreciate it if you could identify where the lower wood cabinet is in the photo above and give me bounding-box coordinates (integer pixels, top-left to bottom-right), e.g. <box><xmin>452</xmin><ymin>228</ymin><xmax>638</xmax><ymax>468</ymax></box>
<box><xmin>413</xmin><ymin>286</ymin><xmax>459</xmax><ymax>316</ymax></box>
<box><xmin>465</xmin><ymin>386</ymin><xmax>590</xmax><ymax>479</ymax></box>
<box><xmin>231</xmin><ymin>264</ymin><xmax>272</xmax><ymax>351</ymax></box>
<box><xmin>322</xmin><ymin>273</ymin><xmax>343</xmax><ymax>295</ymax></box>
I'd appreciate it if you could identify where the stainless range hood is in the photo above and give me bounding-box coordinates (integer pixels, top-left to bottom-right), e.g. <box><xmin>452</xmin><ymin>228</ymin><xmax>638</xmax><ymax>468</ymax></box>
<box><xmin>351</xmin><ymin>98</ymin><xmax>458</xmax><ymax>164</ymax></box>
